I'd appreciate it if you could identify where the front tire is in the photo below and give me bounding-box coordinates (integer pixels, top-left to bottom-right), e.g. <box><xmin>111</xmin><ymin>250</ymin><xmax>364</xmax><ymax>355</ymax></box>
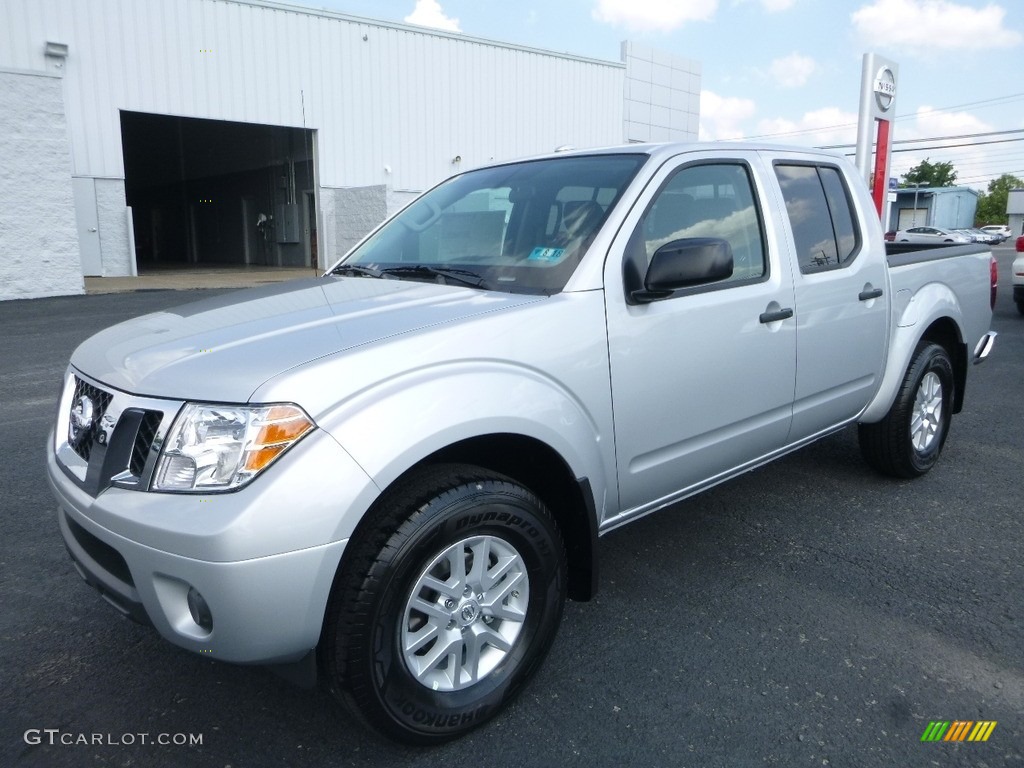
<box><xmin>320</xmin><ymin>464</ymin><xmax>567</xmax><ymax>743</ymax></box>
<box><xmin>859</xmin><ymin>341</ymin><xmax>955</xmax><ymax>478</ymax></box>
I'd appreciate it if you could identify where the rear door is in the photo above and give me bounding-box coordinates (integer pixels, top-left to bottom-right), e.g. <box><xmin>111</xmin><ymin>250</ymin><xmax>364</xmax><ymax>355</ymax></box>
<box><xmin>767</xmin><ymin>156</ymin><xmax>888</xmax><ymax>441</ymax></box>
<box><xmin>603</xmin><ymin>151</ymin><xmax>797</xmax><ymax>514</ymax></box>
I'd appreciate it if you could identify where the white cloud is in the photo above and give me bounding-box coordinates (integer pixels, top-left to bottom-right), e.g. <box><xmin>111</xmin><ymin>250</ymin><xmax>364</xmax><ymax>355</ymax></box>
<box><xmin>851</xmin><ymin>0</ymin><xmax>1022</xmax><ymax>50</ymax></box>
<box><xmin>593</xmin><ymin>0</ymin><xmax>718</xmax><ymax>32</ymax></box>
<box><xmin>699</xmin><ymin>90</ymin><xmax>757</xmax><ymax>140</ymax></box>
<box><xmin>911</xmin><ymin>105</ymin><xmax>993</xmax><ymax>137</ymax></box>
<box><xmin>888</xmin><ymin>107</ymin><xmax>996</xmax><ymax>189</ymax></box>
<box><xmin>768</xmin><ymin>52</ymin><xmax>817</xmax><ymax>88</ymax></box>
<box><xmin>404</xmin><ymin>0</ymin><xmax>461</xmax><ymax>32</ymax></box>
<box><xmin>732</xmin><ymin>0</ymin><xmax>797</xmax><ymax>10</ymax></box>
<box><xmin>754</xmin><ymin>107</ymin><xmax>859</xmax><ymax>147</ymax></box>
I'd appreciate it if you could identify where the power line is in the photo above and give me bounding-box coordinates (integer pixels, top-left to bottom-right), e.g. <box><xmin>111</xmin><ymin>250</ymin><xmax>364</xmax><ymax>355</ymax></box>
<box><xmin>840</xmin><ymin>137</ymin><xmax>1024</xmax><ymax>157</ymax></box>
<box><xmin>957</xmin><ymin>171</ymin><xmax>1024</xmax><ymax>184</ymax></box>
<box><xmin>895</xmin><ymin>128</ymin><xmax>1024</xmax><ymax>144</ymax></box>
<box><xmin>819</xmin><ymin>128</ymin><xmax>1024</xmax><ymax>150</ymax></box>
<box><xmin>904</xmin><ymin>92</ymin><xmax>1024</xmax><ymax>121</ymax></box>
<box><xmin>743</xmin><ymin>92</ymin><xmax>1024</xmax><ymax>142</ymax></box>
<box><xmin>890</xmin><ymin>136</ymin><xmax>1024</xmax><ymax>153</ymax></box>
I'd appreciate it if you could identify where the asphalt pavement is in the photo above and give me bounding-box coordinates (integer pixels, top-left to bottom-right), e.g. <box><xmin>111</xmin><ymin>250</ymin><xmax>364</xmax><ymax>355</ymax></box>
<box><xmin>1</xmin><ymin>248</ymin><xmax>1022</xmax><ymax>767</ymax></box>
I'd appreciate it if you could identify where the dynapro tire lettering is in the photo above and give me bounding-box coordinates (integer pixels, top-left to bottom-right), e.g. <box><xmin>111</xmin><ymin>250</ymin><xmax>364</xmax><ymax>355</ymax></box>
<box><xmin>392</xmin><ymin>696</ymin><xmax>491</xmax><ymax>729</ymax></box>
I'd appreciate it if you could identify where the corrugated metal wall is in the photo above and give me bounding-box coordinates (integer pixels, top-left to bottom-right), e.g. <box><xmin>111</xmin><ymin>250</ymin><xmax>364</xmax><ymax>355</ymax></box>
<box><xmin>0</xmin><ymin>0</ymin><xmax>625</xmax><ymax>191</ymax></box>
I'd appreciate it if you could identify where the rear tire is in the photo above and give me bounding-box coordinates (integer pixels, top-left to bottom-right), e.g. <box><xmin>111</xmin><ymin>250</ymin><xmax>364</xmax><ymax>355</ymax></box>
<box><xmin>859</xmin><ymin>341</ymin><xmax>955</xmax><ymax>478</ymax></box>
<box><xmin>1016</xmin><ymin>300</ymin><xmax>1024</xmax><ymax>316</ymax></box>
<box><xmin>320</xmin><ymin>463</ymin><xmax>566</xmax><ymax>744</ymax></box>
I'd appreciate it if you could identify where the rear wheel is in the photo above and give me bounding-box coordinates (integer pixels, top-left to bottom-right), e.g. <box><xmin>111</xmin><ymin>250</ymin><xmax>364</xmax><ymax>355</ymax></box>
<box><xmin>1016</xmin><ymin>300</ymin><xmax>1024</xmax><ymax>316</ymax></box>
<box><xmin>320</xmin><ymin>463</ymin><xmax>566</xmax><ymax>743</ymax></box>
<box><xmin>859</xmin><ymin>341</ymin><xmax>955</xmax><ymax>478</ymax></box>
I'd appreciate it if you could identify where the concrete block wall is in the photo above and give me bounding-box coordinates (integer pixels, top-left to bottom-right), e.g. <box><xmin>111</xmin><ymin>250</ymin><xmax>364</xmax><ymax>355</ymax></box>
<box><xmin>319</xmin><ymin>184</ymin><xmax>387</xmax><ymax>266</ymax></box>
<box><xmin>387</xmin><ymin>189</ymin><xmax>420</xmax><ymax>218</ymax></box>
<box><xmin>0</xmin><ymin>68</ymin><xmax>81</xmax><ymax>300</ymax></box>
<box><xmin>622</xmin><ymin>42</ymin><xmax>701</xmax><ymax>143</ymax></box>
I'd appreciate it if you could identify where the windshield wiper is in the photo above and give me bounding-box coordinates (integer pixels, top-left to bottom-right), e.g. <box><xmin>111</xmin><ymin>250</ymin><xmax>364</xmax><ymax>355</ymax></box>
<box><xmin>379</xmin><ymin>265</ymin><xmax>490</xmax><ymax>290</ymax></box>
<box><xmin>330</xmin><ymin>264</ymin><xmax>385</xmax><ymax>279</ymax></box>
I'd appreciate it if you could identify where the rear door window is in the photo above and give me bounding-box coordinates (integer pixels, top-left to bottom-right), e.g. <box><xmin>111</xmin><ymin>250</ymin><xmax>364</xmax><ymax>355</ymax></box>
<box><xmin>774</xmin><ymin>163</ymin><xmax>862</xmax><ymax>273</ymax></box>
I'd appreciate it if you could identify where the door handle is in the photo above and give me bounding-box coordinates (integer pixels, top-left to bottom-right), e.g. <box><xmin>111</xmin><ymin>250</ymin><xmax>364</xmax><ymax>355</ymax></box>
<box><xmin>859</xmin><ymin>288</ymin><xmax>883</xmax><ymax>301</ymax></box>
<box><xmin>759</xmin><ymin>307</ymin><xmax>794</xmax><ymax>324</ymax></box>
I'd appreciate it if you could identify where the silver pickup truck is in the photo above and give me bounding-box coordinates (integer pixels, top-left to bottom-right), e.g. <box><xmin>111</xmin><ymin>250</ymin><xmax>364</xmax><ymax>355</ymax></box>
<box><xmin>47</xmin><ymin>143</ymin><xmax>997</xmax><ymax>742</ymax></box>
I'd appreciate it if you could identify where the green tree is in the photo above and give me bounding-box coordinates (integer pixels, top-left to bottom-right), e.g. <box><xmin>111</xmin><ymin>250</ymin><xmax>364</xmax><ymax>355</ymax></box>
<box><xmin>975</xmin><ymin>173</ymin><xmax>1024</xmax><ymax>226</ymax></box>
<box><xmin>900</xmin><ymin>159</ymin><xmax>958</xmax><ymax>188</ymax></box>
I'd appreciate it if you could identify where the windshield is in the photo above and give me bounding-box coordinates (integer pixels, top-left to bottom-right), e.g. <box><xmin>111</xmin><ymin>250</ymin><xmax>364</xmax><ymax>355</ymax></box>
<box><xmin>335</xmin><ymin>154</ymin><xmax>647</xmax><ymax>295</ymax></box>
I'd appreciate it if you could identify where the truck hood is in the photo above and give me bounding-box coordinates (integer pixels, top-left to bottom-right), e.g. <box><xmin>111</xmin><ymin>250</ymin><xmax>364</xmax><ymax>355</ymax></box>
<box><xmin>72</xmin><ymin>277</ymin><xmax>543</xmax><ymax>402</ymax></box>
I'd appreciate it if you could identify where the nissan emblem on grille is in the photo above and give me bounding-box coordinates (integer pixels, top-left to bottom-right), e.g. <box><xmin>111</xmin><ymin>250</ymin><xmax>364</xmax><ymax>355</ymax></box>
<box><xmin>69</xmin><ymin>395</ymin><xmax>96</xmax><ymax>448</ymax></box>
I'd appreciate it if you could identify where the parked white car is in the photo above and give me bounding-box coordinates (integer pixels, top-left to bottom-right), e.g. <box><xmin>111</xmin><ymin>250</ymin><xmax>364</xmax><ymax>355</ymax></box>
<box><xmin>981</xmin><ymin>225</ymin><xmax>1011</xmax><ymax>243</ymax></box>
<box><xmin>894</xmin><ymin>226</ymin><xmax>971</xmax><ymax>245</ymax></box>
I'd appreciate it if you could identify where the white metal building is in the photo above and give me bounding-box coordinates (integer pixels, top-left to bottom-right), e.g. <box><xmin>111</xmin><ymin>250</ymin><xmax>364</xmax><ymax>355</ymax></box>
<box><xmin>1008</xmin><ymin>189</ymin><xmax>1024</xmax><ymax>238</ymax></box>
<box><xmin>0</xmin><ymin>0</ymin><xmax>702</xmax><ymax>300</ymax></box>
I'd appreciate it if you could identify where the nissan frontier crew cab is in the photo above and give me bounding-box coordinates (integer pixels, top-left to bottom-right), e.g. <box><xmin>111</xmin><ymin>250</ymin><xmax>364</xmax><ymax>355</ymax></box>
<box><xmin>48</xmin><ymin>143</ymin><xmax>997</xmax><ymax>743</ymax></box>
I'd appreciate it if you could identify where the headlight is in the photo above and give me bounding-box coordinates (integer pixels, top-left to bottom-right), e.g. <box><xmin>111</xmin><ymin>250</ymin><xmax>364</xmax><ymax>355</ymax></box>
<box><xmin>153</xmin><ymin>403</ymin><xmax>315</xmax><ymax>492</ymax></box>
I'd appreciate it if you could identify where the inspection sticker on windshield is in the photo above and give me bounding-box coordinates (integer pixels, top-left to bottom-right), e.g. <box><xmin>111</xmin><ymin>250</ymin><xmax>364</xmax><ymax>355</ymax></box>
<box><xmin>527</xmin><ymin>247</ymin><xmax>566</xmax><ymax>263</ymax></box>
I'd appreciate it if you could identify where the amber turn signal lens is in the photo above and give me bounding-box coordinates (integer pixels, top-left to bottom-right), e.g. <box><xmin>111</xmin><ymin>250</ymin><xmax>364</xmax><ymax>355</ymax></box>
<box><xmin>243</xmin><ymin>406</ymin><xmax>314</xmax><ymax>473</ymax></box>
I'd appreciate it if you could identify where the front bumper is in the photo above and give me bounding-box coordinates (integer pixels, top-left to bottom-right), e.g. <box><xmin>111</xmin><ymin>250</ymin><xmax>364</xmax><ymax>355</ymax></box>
<box><xmin>55</xmin><ymin>501</ymin><xmax>346</xmax><ymax>663</ymax></box>
<box><xmin>47</xmin><ymin>408</ymin><xmax>380</xmax><ymax>664</ymax></box>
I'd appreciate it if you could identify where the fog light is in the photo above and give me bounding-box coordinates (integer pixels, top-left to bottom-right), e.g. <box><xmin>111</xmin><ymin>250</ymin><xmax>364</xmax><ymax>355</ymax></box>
<box><xmin>187</xmin><ymin>587</ymin><xmax>213</xmax><ymax>632</ymax></box>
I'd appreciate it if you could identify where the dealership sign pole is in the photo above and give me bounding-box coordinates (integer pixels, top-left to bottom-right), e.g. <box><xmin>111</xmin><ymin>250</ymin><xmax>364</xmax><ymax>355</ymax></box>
<box><xmin>855</xmin><ymin>53</ymin><xmax>898</xmax><ymax>227</ymax></box>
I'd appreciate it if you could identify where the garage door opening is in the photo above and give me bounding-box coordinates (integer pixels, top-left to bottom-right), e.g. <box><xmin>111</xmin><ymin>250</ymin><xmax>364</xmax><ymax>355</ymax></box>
<box><xmin>120</xmin><ymin>111</ymin><xmax>318</xmax><ymax>273</ymax></box>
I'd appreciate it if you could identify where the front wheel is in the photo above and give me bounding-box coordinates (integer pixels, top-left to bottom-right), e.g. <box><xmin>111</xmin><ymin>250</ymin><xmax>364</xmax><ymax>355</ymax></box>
<box><xmin>858</xmin><ymin>341</ymin><xmax>955</xmax><ymax>478</ymax></box>
<box><xmin>320</xmin><ymin>464</ymin><xmax>566</xmax><ymax>743</ymax></box>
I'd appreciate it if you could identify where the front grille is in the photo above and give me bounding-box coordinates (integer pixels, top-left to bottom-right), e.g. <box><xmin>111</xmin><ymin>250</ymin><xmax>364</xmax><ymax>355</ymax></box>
<box><xmin>130</xmin><ymin>410</ymin><xmax>163</xmax><ymax>477</ymax></box>
<box><xmin>59</xmin><ymin>374</ymin><xmax>171</xmax><ymax>495</ymax></box>
<box><xmin>70</xmin><ymin>377</ymin><xmax>113</xmax><ymax>462</ymax></box>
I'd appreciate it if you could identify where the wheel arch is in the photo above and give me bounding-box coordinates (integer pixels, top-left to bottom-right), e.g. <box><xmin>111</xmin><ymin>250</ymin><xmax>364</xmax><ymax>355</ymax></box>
<box><xmin>918</xmin><ymin>316</ymin><xmax>967</xmax><ymax>413</ymax></box>
<box><xmin>325</xmin><ymin>430</ymin><xmax>600</xmax><ymax>611</ymax></box>
<box><xmin>862</xmin><ymin>301</ymin><xmax>967</xmax><ymax>424</ymax></box>
<box><xmin>425</xmin><ymin>434</ymin><xmax>599</xmax><ymax>602</ymax></box>
<box><xmin>313</xmin><ymin>363</ymin><xmax>612</xmax><ymax>602</ymax></box>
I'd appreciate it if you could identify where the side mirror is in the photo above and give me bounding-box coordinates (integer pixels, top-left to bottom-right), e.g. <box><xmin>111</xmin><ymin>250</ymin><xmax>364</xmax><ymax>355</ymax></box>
<box><xmin>632</xmin><ymin>237</ymin><xmax>734</xmax><ymax>302</ymax></box>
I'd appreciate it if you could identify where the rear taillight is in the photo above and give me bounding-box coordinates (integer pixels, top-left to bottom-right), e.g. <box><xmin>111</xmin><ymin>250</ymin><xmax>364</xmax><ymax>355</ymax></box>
<box><xmin>1016</xmin><ymin>235</ymin><xmax>1024</xmax><ymax>253</ymax></box>
<box><xmin>990</xmin><ymin>255</ymin><xmax>998</xmax><ymax>310</ymax></box>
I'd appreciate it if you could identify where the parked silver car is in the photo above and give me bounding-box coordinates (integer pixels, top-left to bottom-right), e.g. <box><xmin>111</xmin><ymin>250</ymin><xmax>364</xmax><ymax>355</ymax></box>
<box><xmin>955</xmin><ymin>228</ymin><xmax>1001</xmax><ymax>245</ymax></box>
<box><xmin>894</xmin><ymin>226</ymin><xmax>971</xmax><ymax>244</ymax></box>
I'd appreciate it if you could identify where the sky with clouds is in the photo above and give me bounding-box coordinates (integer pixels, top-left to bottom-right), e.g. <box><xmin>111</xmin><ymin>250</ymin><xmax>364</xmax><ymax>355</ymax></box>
<box><xmin>304</xmin><ymin>0</ymin><xmax>1022</xmax><ymax>190</ymax></box>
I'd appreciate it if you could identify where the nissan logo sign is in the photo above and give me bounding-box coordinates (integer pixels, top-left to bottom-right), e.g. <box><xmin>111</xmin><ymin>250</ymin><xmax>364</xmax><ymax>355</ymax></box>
<box><xmin>873</xmin><ymin>67</ymin><xmax>896</xmax><ymax>112</ymax></box>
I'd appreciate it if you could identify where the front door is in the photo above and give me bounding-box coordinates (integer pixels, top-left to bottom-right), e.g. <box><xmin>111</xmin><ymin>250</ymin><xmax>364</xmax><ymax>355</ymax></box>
<box><xmin>604</xmin><ymin>153</ymin><xmax>797</xmax><ymax>515</ymax></box>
